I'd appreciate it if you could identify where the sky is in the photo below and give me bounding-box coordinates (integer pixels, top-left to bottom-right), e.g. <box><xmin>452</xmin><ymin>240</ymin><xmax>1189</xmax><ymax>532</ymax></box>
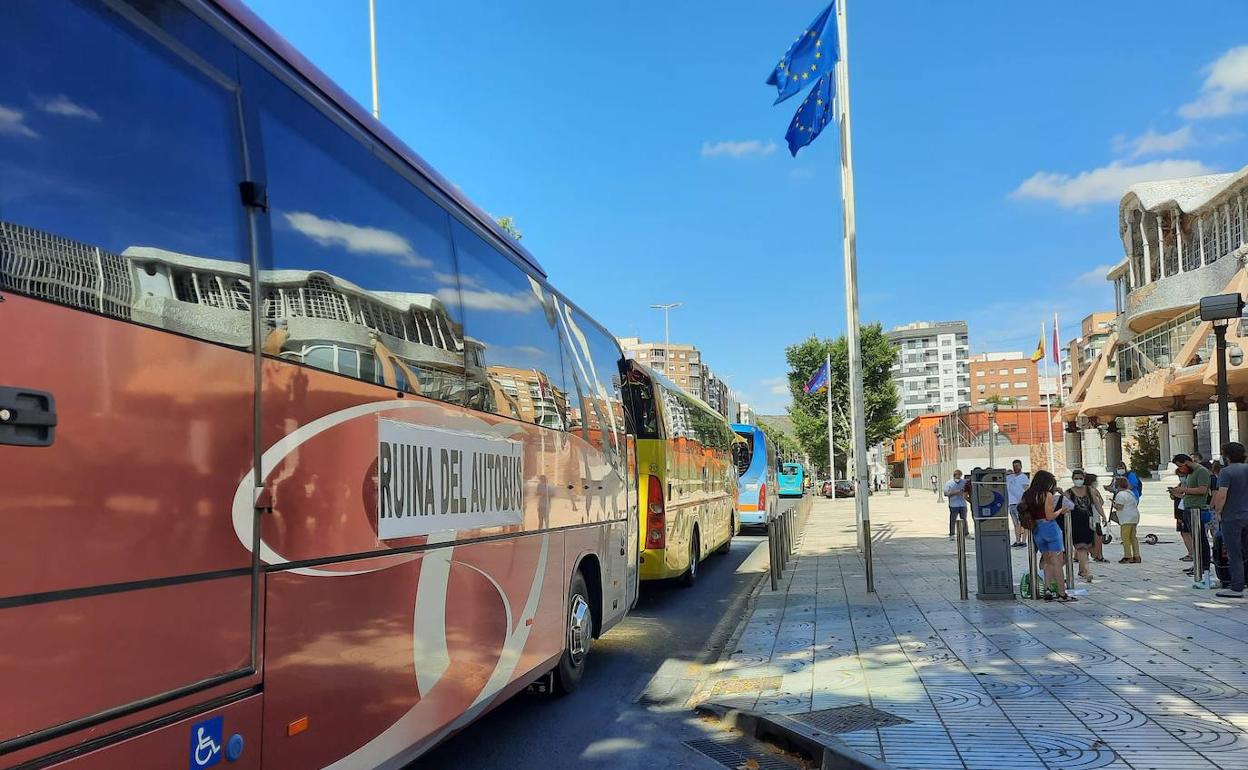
<box><xmin>243</xmin><ymin>0</ymin><xmax>1248</xmax><ymax>414</ymax></box>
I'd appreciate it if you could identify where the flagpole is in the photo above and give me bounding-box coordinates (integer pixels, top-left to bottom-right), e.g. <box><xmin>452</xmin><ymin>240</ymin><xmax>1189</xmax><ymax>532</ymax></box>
<box><xmin>835</xmin><ymin>0</ymin><xmax>873</xmax><ymax>592</ymax></box>
<box><xmin>1042</xmin><ymin>321</ymin><xmax>1055</xmax><ymax>473</ymax></box>
<box><xmin>368</xmin><ymin>0</ymin><xmax>380</xmax><ymax>118</ymax></box>
<box><xmin>826</xmin><ymin>351</ymin><xmax>834</xmax><ymax>481</ymax></box>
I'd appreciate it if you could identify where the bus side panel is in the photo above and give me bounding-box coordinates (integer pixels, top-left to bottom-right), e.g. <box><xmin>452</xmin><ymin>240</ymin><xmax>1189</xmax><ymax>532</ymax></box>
<box><xmin>40</xmin><ymin>693</ymin><xmax>262</xmax><ymax>770</ymax></box>
<box><xmin>260</xmin><ymin>534</ymin><xmax>564</xmax><ymax>770</ymax></box>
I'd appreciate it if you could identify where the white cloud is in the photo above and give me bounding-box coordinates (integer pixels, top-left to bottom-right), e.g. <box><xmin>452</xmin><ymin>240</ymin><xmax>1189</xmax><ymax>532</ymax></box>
<box><xmin>440</xmin><ymin>287</ymin><xmax>538</xmax><ymax>313</ymax></box>
<box><xmin>761</xmin><ymin>376</ymin><xmax>789</xmax><ymax>396</ymax></box>
<box><xmin>283</xmin><ymin>211</ymin><xmax>430</xmax><ymax>267</ymax></box>
<box><xmin>1011</xmin><ymin>159</ymin><xmax>1214</xmax><ymax>208</ymax></box>
<box><xmin>1112</xmin><ymin>126</ymin><xmax>1193</xmax><ymax>158</ymax></box>
<box><xmin>1180</xmin><ymin>45</ymin><xmax>1248</xmax><ymax>119</ymax></box>
<box><xmin>0</xmin><ymin>105</ymin><xmax>38</xmax><ymax>138</ymax></box>
<box><xmin>1074</xmin><ymin>263</ymin><xmax>1117</xmax><ymax>287</ymax></box>
<box><xmin>37</xmin><ymin>95</ymin><xmax>100</xmax><ymax>122</ymax></box>
<box><xmin>701</xmin><ymin>139</ymin><xmax>778</xmax><ymax>159</ymax></box>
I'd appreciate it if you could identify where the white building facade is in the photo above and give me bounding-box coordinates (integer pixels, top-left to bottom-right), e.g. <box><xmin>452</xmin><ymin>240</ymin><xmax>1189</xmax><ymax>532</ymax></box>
<box><xmin>886</xmin><ymin>321</ymin><xmax>971</xmax><ymax>420</ymax></box>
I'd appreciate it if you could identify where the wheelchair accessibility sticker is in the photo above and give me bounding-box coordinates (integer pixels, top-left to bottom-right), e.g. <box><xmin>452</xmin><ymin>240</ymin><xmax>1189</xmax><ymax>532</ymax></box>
<box><xmin>189</xmin><ymin>715</ymin><xmax>223</xmax><ymax>769</ymax></box>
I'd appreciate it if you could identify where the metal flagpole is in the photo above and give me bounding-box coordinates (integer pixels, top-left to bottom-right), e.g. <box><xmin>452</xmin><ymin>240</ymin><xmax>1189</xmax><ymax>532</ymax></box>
<box><xmin>835</xmin><ymin>0</ymin><xmax>873</xmax><ymax>592</ymax></box>
<box><xmin>368</xmin><ymin>0</ymin><xmax>380</xmax><ymax>118</ymax></box>
<box><xmin>1042</xmin><ymin>321</ymin><xmax>1055</xmax><ymax>472</ymax></box>
<box><xmin>826</xmin><ymin>351</ymin><xmax>835</xmax><ymax>481</ymax></box>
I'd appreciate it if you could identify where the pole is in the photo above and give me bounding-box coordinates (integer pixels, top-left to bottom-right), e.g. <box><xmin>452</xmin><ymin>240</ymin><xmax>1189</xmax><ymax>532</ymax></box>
<box><xmin>1042</xmin><ymin>321</ymin><xmax>1055</xmax><ymax>473</ymax></box>
<box><xmin>836</xmin><ymin>0</ymin><xmax>872</xmax><ymax>593</ymax></box>
<box><xmin>988</xmin><ymin>410</ymin><xmax>996</xmax><ymax>469</ymax></box>
<box><xmin>368</xmin><ymin>0</ymin><xmax>380</xmax><ymax>119</ymax></box>
<box><xmin>1216</xmin><ymin>323</ymin><xmax>1231</xmax><ymax>448</ymax></box>
<box><xmin>1063</xmin><ymin>509</ymin><xmax>1075</xmax><ymax>588</ymax></box>
<box><xmin>956</xmin><ymin>519</ymin><xmax>968</xmax><ymax>600</ymax></box>
<box><xmin>1027</xmin><ymin>530</ymin><xmax>1039</xmax><ymax>599</ymax></box>
<box><xmin>826</xmin><ymin>351</ymin><xmax>835</xmax><ymax>482</ymax></box>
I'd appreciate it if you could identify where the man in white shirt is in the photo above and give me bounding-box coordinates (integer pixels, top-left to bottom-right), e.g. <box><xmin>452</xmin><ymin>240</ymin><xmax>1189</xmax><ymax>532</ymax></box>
<box><xmin>1005</xmin><ymin>460</ymin><xmax>1029</xmax><ymax>548</ymax></box>
<box><xmin>944</xmin><ymin>470</ymin><xmax>969</xmax><ymax>541</ymax></box>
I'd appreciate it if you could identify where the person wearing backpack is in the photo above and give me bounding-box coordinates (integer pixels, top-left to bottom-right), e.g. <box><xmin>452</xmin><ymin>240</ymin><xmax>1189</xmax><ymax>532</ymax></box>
<box><xmin>1019</xmin><ymin>470</ymin><xmax>1076</xmax><ymax>602</ymax></box>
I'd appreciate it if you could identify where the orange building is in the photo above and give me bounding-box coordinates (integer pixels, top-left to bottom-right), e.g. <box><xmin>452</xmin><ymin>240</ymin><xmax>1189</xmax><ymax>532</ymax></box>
<box><xmin>887</xmin><ymin>407</ymin><xmax>1065</xmax><ymax>486</ymax></box>
<box><xmin>969</xmin><ymin>352</ymin><xmax>1040</xmax><ymax>406</ymax></box>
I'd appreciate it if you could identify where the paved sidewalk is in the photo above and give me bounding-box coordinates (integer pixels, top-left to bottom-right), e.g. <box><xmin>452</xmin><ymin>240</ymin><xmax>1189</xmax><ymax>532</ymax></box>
<box><xmin>693</xmin><ymin>493</ymin><xmax>1248</xmax><ymax>770</ymax></box>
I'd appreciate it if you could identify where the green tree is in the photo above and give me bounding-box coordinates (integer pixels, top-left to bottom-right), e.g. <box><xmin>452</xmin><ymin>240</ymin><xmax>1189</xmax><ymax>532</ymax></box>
<box><xmin>985</xmin><ymin>395</ymin><xmax>1016</xmax><ymax>407</ymax></box>
<box><xmin>495</xmin><ymin>215</ymin><xmax>523</xmax><ymax>240</ymax></box>
<box><xmin>758</xmin><ymin>419</ymin><xmax>800</xmax><ymax>459</ymax></box>
<box><xmin>784</xmin><ymin>325</ymin><xmax>901</xmax><ymax>478</ymax></box>
<box><xmin>1126</xmin><ymin>416</ymin><xmax>1159</xmax><ymax>476</ymax></box>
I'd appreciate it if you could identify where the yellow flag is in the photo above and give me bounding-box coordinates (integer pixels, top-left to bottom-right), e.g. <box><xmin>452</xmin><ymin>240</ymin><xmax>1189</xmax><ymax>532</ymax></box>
<box><xmin>1030</xmin><ymin>335</ymin><xmax>1045</xmax><ymax>363</ymax></box>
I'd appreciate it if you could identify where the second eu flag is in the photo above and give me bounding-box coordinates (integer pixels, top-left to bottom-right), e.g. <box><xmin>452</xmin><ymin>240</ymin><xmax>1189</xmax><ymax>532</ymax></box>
<box><xmin>804</xmin><ymin>361</ymin><xmax>830</xmax><ymax>394</ymax></box>
<box><xmin>786</xmin><ymin>73</ymin><xmax>835</xmax><ymax>156</ymax></box>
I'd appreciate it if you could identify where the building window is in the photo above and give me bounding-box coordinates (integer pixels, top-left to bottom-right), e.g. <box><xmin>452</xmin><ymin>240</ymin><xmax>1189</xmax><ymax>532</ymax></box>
<box><xmin>1000</xmin><ymin>383</ymin><xmax>1010</xmax><ymax>389</ymax></box>
<box><xmin>1013</xmin><ymin>367</ymin><xmax>1026</xmax><ymax>374</ymax></box>
<box><xmin>998</xmin><ymin>369</ymin><xmax>1008</xmax><ymax>375</ymax></box>
<box><xmin>942</xmin><ymin>353</ymin><xmax>951</xmax><ymax>360</ymax></box>
<box><xmin>1014</xmin><ymin>381</ymin><xmax>1027</xmax><ymax>388</ymax></box>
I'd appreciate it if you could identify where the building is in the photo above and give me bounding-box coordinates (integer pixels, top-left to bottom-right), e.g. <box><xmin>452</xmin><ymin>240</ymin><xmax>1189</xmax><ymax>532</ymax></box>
<box><xmin>1065</xmin><ymin>311</ymin><xmax>1115</xmax><ymax>390</ymax></box>
<box><xmin>1062</xmin><ymin>166</ymin><xmax>1248</xmax><ymax>474</ymax></box>
<box><xmin>486</xmin><ymin>365</ymin><xmax>567</xmax><ymax>430</ymax></box>
<box><xmin>737</xmin><ymin>403</ymin><xmax>756</xmax><ymax>426</ymax></box>
<box><xmin>886</xmin><ymin>321</ymin><xmax>971</xmax><ymax>420</ymax></box>
<box><xmin>969</xmin><ymin>352</ymin><xmax>1039</xmax><ymax>406</ymax></box>
<box><xmin>618</xmin><ymin>336</ymin><xmax>738</xmax><ymax>420</ymax></box>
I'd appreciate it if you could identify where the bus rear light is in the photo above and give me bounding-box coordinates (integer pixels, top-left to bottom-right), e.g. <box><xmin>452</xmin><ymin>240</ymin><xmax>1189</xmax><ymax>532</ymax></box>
<box><xmin>758</xmin><ymin>483</ymin><xmax>767</xmax><ymax>512</ymax></box>
<box><xmin>646</xmin><ymin>474</ymin><xmax>665</xmax><ymax>549</ymax></box>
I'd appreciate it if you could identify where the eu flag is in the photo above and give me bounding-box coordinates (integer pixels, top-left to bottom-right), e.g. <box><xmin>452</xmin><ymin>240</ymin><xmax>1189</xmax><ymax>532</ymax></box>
<box><xmin>803</xmin><ymin>361</ymin><xmax>830</xmax><ymax>394</ymax></box>
<box><xmin>765</xmin><ymin>2</ymin><xmax>839</xmax><ymax>105</ymax></box>
<box><xmin>786</xmin><ymin>73</ymin><xmax>835</xmax><ymax>156</ymax></box>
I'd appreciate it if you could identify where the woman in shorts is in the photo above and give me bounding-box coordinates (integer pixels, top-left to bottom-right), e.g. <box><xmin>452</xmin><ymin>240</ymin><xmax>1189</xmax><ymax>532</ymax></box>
<box><xmin>1022</xmin><ymin>470</ymin><xmax>1076</xmax><ymax>602</ymax></box>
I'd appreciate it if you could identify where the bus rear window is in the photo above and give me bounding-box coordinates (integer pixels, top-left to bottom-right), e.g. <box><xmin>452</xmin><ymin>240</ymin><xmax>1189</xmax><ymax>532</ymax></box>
<box><xmin>732</xmin><ymin>431</ymin><xmax>754</xmax><ymax>476</ymax></box>
<box><xmin>622</xmin><ymin>367</ymin><xmax>660</xmax><ymax>439</ymax></box>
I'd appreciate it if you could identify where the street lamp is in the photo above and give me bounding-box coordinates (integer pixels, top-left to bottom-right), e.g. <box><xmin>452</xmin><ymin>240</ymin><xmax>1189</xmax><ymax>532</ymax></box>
<box><xmin>649</xmin><ymin>302</ymin><xmax>682</xmax><ymax>357</ymax></box>
<box><xmin>986</xmin><ymin>402</ymin><xmax>999</xmax><ymax>469</ymax></box>
<box><xmin>1199</xmin><ymin>293</ymin><xmax>1245</xmax><ymax>448</ymax></box>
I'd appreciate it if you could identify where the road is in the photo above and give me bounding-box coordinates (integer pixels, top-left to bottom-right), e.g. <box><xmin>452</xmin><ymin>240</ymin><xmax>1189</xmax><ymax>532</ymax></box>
<box><xmin>415</xmin><ymin>501</ymin><xmax>797</xmax><ymax>769</ymax></box>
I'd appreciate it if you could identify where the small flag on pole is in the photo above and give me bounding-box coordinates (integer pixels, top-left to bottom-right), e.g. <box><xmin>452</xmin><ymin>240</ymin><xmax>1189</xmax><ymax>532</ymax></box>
<box><xmin>1030</xmin><ymin>332</ymin><xmax>1045</xmax><ymax>363</ymax></box>
<box><xmin>804</xmin><ymin>361</ymin><xmax>830</xmax><ymax>394</ymax></box>
<box><xmin>765</xmin><ymin>3</ymin><xmax>839</xmax><ymax>105</ymax></box>
<box><xmin>1052</xmin><ymin>312</ymin><xmax>1061</xmax><ymax>364</ymax></box>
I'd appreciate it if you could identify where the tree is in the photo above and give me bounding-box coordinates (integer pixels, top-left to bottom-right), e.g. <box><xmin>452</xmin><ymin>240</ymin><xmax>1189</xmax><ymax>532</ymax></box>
<box><xmin>784</xmin><ymin>324</ymin><xmax>902</xmax><ymax>478</ymax></box>
<box><xmin>1126</xmin><ymin>416</ymin><xmax>1159</xmax><ymax>476</ymax></box>
<box><xmin>495</xmin><ymin>215</ymin><xmax>523</xmax><ymax>240</ymax></box>
<box><xmin>985</xmin><ymin>395</ymin><xmax>1016</xmax><ymax>407</ymax></box>
<box><xmin>758</xmin><ymin>419</ymin><xmax>800</xmax><ymax>459</ymax></box>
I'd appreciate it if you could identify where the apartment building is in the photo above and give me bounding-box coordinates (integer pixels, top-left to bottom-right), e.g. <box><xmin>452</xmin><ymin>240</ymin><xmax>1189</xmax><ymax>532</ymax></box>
<box><xmin>969</xmin><ymin>352</ymin><xmax>1039</xmax><ymax>406</ymax></box>
<box><xmin>618</xmin><ymin>336</ymin><xmax>738</xmax><ymax>421</ymax></box>
<box><xmin>885</xmin><ymin>321</ymin><xmax>970</xmax><ymax>420</ymax></box>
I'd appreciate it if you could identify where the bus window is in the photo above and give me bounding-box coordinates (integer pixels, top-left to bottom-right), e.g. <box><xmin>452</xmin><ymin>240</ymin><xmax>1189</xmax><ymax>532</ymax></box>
<box><xmin>252</xmin><ymin>65</ymin><xmax>467</xmax><ymax>402</ymax></box>
<box><xmin>451</xmin><ymin>220</ymin><xmax>570</xmax><ymax>429</ymax></box>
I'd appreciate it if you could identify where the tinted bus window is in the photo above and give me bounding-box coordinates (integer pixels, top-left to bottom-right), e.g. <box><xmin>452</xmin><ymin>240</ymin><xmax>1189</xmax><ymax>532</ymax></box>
<box><xmin>623</xmin><ymin>364</ymin><xmax>660</xmax><ymax>440</ymax></box>
<box><xmin>561</xmin><ymin>306</ymin><xmax>627</xmax><ymax>464</ymax></box>
<box><xmin>252</xmin><ymin>68</ymin><xmax>468</xmax><ymax>402</ymax></box>
<box><xmin>452</xmin><ymin>220</ymin><xmax>569</xmax><ymax>428</ymax></box>
<box><xmin>0</xmin><ymin>0</ymin><xmax>250</xmax><ymax>347</ymax></box>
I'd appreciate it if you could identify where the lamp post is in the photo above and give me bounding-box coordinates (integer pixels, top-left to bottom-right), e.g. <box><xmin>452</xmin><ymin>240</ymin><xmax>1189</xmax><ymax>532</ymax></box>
<box><xmin>368</xmin><ymin>0</ymin><xmax>380</xmax><ymax>119</ymax></box>
<box><xmin>986</xmin><ymin>402</ymin><xmax>999</xmax><ymax>469</ymax></box>
<box><xmin>1199</xmin><ymin>293</ymin><xmax>1245</xmax><ymax>448</ymax></box>
<box><xmin>649</xmin><ymin>302</ymin><xmax>682</xmax><ymax>356</ymax></box>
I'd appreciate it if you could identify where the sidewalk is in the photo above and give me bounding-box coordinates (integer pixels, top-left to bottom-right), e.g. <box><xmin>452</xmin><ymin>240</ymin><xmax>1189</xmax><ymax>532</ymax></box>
<box><xmin>692</xmin><ymin>492</ymin><xmax>1248</xmax><ymax>770</ymax></box>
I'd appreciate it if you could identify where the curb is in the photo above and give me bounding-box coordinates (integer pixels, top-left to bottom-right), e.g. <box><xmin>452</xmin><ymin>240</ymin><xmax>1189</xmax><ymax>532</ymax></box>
<box><xmin>696</xmin><ymin>702</ymin><xmax>893</xmax><ymax>770</ymax></box>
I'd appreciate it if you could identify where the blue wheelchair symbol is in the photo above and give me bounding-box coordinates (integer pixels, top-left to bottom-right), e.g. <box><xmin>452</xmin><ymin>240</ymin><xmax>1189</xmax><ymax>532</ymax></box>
<box><xmin>189</xmin><ymin>716</ymin><xmax>223</xmax><ymax>769</ymax></box>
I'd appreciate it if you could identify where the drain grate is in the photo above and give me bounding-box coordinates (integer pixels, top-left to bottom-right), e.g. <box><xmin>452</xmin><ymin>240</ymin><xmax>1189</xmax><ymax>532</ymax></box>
<box><xmin>786</xmin><ymin>704</ymin><xmax>910</xmax><ymax>734</ymax></box>
<box><xmin>683</xmin><ymin>736</ymin><xmax>798</xmax><ymax>770</ymax></box>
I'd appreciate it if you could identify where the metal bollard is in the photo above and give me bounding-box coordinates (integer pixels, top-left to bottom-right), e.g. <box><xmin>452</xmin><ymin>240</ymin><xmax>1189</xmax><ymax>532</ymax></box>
<box><xmin>956</xmin><ymin>519</ymin><xmax>968</xmax><ymax>600</ymax></box>
<box><xmin>1189</xmin><ymin>507</ymin><xmax>1204</xmax><ymax>587</ymax></box>
<box><xmin>1063</xmin><ymin>513</ymin><xmax>1075</xmax><ymax>589</ymax></box>
<box><xmin>767</xmin><ymin>517</ymin><xmax>779</xmax><ymax>591</ymax></box>
<box><xmin>864</xmin><ymin>516</ymin><xmax>874</xmax><ymax>594</ymax></box>
<box><xmin>1028</xmin><ymin>530</ymin><xmax>1039</xmax><ymax>600</ymax></box>
<box><xmin>787</xmin><ymin>508</ymin><xmax>796</xmax><ymax>556</ymax></box>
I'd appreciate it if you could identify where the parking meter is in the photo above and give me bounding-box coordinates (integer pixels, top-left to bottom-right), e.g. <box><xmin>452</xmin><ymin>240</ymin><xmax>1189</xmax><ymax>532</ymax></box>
<box><xmin>970</xmin><ymin>467</ymin><xmax>1014</xmax><ymax>599</ymax></box>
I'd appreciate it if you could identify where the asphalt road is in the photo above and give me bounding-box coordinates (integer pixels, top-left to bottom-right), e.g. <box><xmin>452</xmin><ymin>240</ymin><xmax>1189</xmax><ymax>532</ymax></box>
<box><xmin>414</xmin><ymin>502</ymin><xmax>796</xmax><ymax>769</ymax></box>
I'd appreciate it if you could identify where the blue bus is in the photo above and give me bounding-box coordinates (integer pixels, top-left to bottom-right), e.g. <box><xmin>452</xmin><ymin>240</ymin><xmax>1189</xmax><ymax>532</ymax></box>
<box><xmin>731</xmin><ymin>424</ymin><xmax>779</xmax><ymax>528</ymax></box>
<box><xmin>778</xmin><ymin>462</ymin><xmax>805</xmax><ymax>497</ymax></box>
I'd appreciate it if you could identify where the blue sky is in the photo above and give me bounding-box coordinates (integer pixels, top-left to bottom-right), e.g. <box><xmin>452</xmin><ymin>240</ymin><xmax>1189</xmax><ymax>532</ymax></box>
<box><xmin>244</xmin><ymin>0</ymin><xmax>1248</xmax><ymax>414</ymax></box>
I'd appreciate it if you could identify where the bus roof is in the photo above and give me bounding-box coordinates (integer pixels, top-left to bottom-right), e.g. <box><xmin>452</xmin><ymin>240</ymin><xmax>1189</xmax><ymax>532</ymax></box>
<box><xmin>209</xmin><ymin>0</ymin><xmax>546</xmax><ymax>278</ymax></box>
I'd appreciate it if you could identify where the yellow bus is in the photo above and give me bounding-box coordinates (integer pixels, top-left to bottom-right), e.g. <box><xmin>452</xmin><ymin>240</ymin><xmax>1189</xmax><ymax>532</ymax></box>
<box><xmin>623</xmin><ymin>361</ymin><xmax>738</xmax><ymax>586</ymax></box>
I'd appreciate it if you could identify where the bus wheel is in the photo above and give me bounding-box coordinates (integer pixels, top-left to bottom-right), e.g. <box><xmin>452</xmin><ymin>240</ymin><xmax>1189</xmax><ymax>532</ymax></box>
<box><xmin>554</xmin><ymin>570</ymin><xmax>593</xmax><ymax>695</ymax></box>
<box><xmin>717</xmin><ymin>515</ymin><xmax>733</xmax><ymax>555</ymax></box>
<box><xmin>682</xmin><ymin>530</ymin><xmax>700</xmax><ymax>587</ymax></box>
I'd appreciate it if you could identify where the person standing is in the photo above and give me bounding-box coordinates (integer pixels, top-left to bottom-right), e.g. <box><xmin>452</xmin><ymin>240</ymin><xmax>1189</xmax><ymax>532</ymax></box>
<box><xmin>1020</xmin><ymin>470</ymin><xmax>1075</xmax><ymax>602</ymax></box>
<box><xmin>1171</xmin><ymin>454</ymin><xmax>1213</xmax><ymax>582</ymax></box>
<box><xmin>1085</xmin><ymin>472</ymin><xmax>1110</xmax><ymax>563</ymax></box>
<box><xmin>1065</xmin><ymin>470</ymin><xmax>1098</xmax><ymax>583</ymax></box>
<box><xmin>1111</xmin><ymin>476</ymin><xmax>1141</xmax><ymax>563</ymax></box>
<box><xmin>1006</xmin><ymin>460</ymin><xmax>1029</xmax><ymax>548</ymax></box>
<box><xmin>945</xmin><ymin>470</ymin><xmax>968</xmax><ymax>541</ymax></box>
<box><xmin>1213</xmin><ymin>442</ymin><xmax>1248</xmax><ymax>599</ymax></box>
<box><xmin>1113</xmin><ymin>461</ymin><xmax>1142</xmax><ymax>499</ymax></box>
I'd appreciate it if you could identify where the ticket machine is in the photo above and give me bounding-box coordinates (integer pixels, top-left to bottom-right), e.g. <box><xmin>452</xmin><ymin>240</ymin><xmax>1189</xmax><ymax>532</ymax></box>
<box><xmin>970</xmin><ymin>467</ymin><xmax>1014</xmax><ymax>599</ymax></box>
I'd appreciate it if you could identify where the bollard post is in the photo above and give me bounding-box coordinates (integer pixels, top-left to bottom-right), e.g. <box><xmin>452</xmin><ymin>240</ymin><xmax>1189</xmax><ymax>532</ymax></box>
<box><xmin>863</xmin><ymin>515</ymin><xmax>874</xmax><ymax>593</ymax></box>
<box><xmin>1189</xmin><ymin>507</ymin><xmax>1205</xmax><ymax>588</ymax></box>
<box><xmin>788</xmin><ymin>508</ymin><xmax>796</xmax><ymax>556</ymax></box>
<box><xmin>956</xmin><ymin>519</ymin><xmax>968</xmax><ymax>600</ymax></box>
<box><xmin>767</xmin><ymin>517</ymin><xmax>779</xmax><ymax>591</ymax></box>
<box><xmin>1063</xmin><ymin>512</ymin><xmax>1075</xmax><ymax>589</ymax></box>
<box><xmin>1028</xmin><ymin>530</ymin><xmax>1039</xmax><ymax>600</ymax></box>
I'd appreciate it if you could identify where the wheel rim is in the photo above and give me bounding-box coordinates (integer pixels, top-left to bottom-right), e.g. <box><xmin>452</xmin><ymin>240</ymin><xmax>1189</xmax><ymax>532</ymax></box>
<box><xmin>690</xmin><ymin>537</ymin><xmax>699</xmax><ymax>576</ymax></box>
<box><xmin>567</xmin><ymin>593</ymin><xmax>590</xmax><ymax>666</ymax></box>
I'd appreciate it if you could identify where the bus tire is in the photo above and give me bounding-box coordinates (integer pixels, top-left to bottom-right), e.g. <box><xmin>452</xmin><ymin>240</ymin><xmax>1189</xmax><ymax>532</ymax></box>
<box><xmin>681</xmin><ymin>529</ymin><xmax>700</xmax><ymax>587</ymax></box>
<box><xmin>554</xmin><ymin>570</ymin><xmax>593</xmax><ymax>695</ymax></box>
<box><xmin>717</xmin><ymin>514</ymin><xmax>733</xmax><ymax>555</ymax></box>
